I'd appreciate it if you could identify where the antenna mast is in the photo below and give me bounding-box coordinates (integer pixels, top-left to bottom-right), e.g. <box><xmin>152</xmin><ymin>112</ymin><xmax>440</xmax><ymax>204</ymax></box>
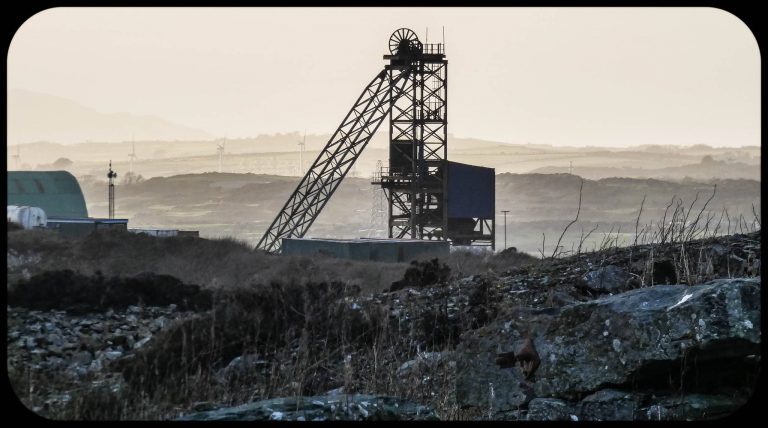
<box><xmin>107</xmin><ymin>160</ymin><xmax>117</xmax><ymax>219</ymax></box>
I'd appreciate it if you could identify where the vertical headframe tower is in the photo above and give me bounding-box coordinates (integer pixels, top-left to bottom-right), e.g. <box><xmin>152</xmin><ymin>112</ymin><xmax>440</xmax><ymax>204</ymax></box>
<box><xmin>379</xmin><ymin>28</ymin><xmax>448</xmax><ymax>241</ymax></box>
<box><xmin>375</xmin><ymin>28</ymin><xmax>494</xmax><ymax>249</ymax></box>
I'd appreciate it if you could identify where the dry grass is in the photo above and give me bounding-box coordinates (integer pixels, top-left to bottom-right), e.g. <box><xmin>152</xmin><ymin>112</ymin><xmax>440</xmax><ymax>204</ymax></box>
<box><xmin>7</xmin><ymin>228</ymin><xmax>537</xmax><ymax>295</ymax></box>
<box><xmin>9</xmin><ymin>277</ymin><xmax>468</xmax><ymax>419</ymax></box>
<box><xmin>6</xmin><ymin>211</ymin><xmax>758</xmax><ymax>420</ymax></box>
<box><xmin>7</xmin><ymin>229</ymin><xmax>410</xmax><ymax>294</ymax></box>
<box><xmin>7</xmin><ymin>228</ymin><xmax>538</xmax><ymax>419</ymax></box>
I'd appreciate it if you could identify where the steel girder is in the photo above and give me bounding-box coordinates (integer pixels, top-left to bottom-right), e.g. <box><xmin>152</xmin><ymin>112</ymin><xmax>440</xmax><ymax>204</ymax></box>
<box><xmin>256</xmin><ymin>67</ymin><xmax>412</xmax><ymax>253</ymax></box>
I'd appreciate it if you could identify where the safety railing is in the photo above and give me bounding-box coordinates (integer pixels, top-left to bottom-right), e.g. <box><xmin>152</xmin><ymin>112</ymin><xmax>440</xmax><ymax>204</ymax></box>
<box><xmin>421</xmin><ymin>43</ymin><xmax>444</xmax><ymax>55</ymax></box>
<box><xmin>372</xmin><ymin>166</ymin><xmax>416</xmax><ymax>184</ymax></box>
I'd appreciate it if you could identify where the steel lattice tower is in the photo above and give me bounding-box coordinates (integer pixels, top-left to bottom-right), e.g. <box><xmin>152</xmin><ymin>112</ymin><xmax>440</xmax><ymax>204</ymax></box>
<box><xmin>378</xmin><ymin>28</ymin><xmax>448</xmax><ymax>240</ymax></box>
<box><xmin>368</xmin><ymin>160</ymin><xmax>387</xmax><ymax>237</ymax></box>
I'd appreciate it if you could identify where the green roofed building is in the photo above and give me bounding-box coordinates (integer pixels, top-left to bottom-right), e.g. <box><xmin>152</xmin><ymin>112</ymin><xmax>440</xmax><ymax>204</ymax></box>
<box><xmin>7</xmin><ymin>171</ymin><xmax>88</xmax><ymax>218</ymax></box>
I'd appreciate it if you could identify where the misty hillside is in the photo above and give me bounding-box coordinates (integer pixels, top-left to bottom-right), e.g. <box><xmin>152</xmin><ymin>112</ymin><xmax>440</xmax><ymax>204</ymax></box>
<box><xmin>8</xmin><ymin>135</ymin><xmax>760</xmax><ymax>183</ymax></box>
<box><xmin>7</xmin><ymin>89</ymin><xmax>213</xmax><ymax>144</ymax></box>
<box><xmin>530</xmin><ymin>157</ymin><xmax>760</xmax><ymax>181</ymax></box>
<box><xmin>78</xmin><ymin>172</ymin><xmax>760</xmax><ymax>255</ymax></box>
<box><xmin>5</xmin><ymin>132</ymin><xmax>525</xmax><ymax>166</ymax></box>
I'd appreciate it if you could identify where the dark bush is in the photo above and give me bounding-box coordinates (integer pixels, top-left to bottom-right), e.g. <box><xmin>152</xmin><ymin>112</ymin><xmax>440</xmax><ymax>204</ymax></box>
<box><xmin>466</xmin><ymin>279</ymin><xmax>495</xmax><ymax>329</ymax></box>
<box><xmin>390</xmin><ymin>259</ymin><xmax>450</xmax><ymax>291</ymax></box>
<box><xmin>7</xmin><ymin>270</ymin><xmax>212</xmax><ymax>314</ymax></box>
<box><xmin>417</xmin><ymin>305</ymin><xmax>460</xmax><ymax>349</ymax></box>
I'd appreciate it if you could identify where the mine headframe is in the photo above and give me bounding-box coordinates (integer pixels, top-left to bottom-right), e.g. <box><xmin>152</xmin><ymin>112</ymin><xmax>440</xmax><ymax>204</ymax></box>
<box><xmin>256</xmin><ymin>28</ymin><xmax>494</xmax><ymax>253</ymax></box>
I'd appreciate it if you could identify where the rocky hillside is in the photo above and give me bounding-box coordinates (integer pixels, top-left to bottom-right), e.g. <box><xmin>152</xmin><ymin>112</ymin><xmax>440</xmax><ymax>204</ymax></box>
<box><xmin>6</xmin><ymin>230</ymin><xmax>760</xmax><ymax>420</ymax></box>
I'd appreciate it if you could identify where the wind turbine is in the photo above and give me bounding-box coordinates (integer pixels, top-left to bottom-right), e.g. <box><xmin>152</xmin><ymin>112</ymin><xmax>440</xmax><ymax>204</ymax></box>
<box><xmin>128</xmin><ymin>141</ymin><xmax>137</xmax><ymax>174</ymax></box>
<box><xmin>217</xmin><ymin>138</ymin><xmax>226</xmax><ymax>173</ymax></box>
<box><xmin>298</xmin><ymin>130</ymin><xmax>306</xmax><ymax>176</ymax></box>
<box><xmin>12</xmin><ymin>144</ymin><xmax>20</xmax><ymax>170</ymax></box>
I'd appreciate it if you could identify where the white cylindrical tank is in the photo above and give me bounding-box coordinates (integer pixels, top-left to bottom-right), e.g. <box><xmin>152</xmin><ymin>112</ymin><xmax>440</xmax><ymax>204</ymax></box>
<box><xmin>7</xmin><ymin>205</ymin><xmax>47</xmax><ymax>229</ymax></box>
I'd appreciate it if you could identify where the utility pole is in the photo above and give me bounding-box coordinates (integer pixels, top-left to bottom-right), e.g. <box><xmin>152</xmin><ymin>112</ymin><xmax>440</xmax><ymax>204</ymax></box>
<box><xmin>129</xmin><ymin>139</ymin><xmax>137</xmax><ymax>175</ymax></box>
<box><xmin>501</xmin><ymin>210</ymin><xmax>510</xmax><ymax>250</ymax></box>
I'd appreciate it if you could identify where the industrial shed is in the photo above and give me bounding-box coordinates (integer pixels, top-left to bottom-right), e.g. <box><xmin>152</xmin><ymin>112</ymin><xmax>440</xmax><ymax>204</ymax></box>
<box><xmin>282</xmin><ymin>237</ymin><xmax>449</xmax><ymax>263</ymax></box>
<box><xmin>7</xmin><ymin>171</ymin><xmax>88</xmax><ymax>218</ymax></box>
<box><xmin>46</xmin><ymin>218</ymin><xmax>128</xmax><ymax>237</ymax></box>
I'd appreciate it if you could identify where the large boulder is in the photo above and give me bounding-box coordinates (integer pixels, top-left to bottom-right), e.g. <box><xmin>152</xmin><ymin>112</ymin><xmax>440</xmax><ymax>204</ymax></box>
<box><xmin>526</xmin><ymin>398</ymin><xmax>574</xmax><ymax>421</ymax></box>
<box><xmin>579</xmin><ymin>265</ymin><xmax>632</xmax><ymax>294</ymax></box>
<box><xmin>576</xmin><ymin>389</ymin><xmax>644</xmax><ymax>421</ymax></box>
<box><xmin>635</xmin><ymin>393</ymin><xmax>749</xmax><ymax>421</ymax></box>
<box><xmin>455</xmin><ymin>278</ymin><xmax>760</xmax><ymax>418</ymax></box>
<box><xmin>177</xmin><ymin>394</ymin><xmax>438</xmax><ymax>421</ymax></box>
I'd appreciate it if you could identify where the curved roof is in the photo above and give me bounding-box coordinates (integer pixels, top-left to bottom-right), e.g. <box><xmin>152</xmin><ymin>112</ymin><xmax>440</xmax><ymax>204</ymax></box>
<box><xmin>7</xmin><ymin>171</ymin><xmax>88</xmax><ymax>218</ymax></box>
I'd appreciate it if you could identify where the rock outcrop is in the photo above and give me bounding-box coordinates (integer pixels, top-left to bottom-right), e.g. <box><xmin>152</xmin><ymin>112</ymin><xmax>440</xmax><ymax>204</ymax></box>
<box><xmin>177</xmin><ymin>394</ymin><xmax>438</xmax><ymax>421</ymax></box>
<box><xmin>456</xmin><ymin>277</ymin><xmax>760</xmax><ymax>420</ymax></box>
<box><xmin>578</xmin><ymin>265</ymin><xmax>632</xmax><ymax>294</ymax></box>
<box><xmin>7</xmin><ymin>304</ymin><xmax>193</xmax><ymax>413</ymax></box>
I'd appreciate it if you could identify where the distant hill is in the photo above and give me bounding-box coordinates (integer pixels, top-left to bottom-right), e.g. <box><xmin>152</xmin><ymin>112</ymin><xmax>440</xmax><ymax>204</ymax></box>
<box><xmin>77</xmin><ymin>171</ymin><xmax>760</xmax><ymax>255</ymax></box>
<box><xmin>529</xmin><ymin>158</ymin><xmax>761</xmax><ymax>181</ymax></box>
<box><xmin>7</xmin><ymin>89</ymin><xmax>214</xmax><ymax>144</ymax></box>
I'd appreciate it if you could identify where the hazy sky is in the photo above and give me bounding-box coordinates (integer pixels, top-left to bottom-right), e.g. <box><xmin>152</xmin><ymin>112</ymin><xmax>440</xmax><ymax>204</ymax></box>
<box><xmin>8</xmin><ymin>7</ymin><xmax>760</xmax><ymax>147</ymax></box>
